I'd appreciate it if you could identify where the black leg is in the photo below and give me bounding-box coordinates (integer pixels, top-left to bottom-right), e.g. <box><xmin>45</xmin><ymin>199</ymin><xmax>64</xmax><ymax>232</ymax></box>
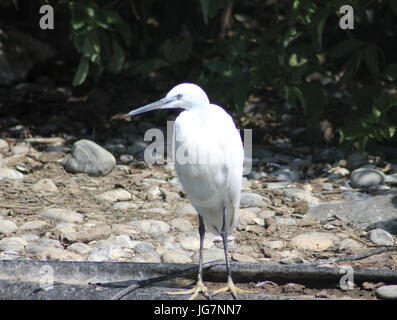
<box><xmin>166</xmin><ymin>214</ymin><xmax>210</xmax><ymax>299</ymax></box>
<box><xmin>220</xmin><ymin>208</ymin><xmax>232</xmax><ymax>282</ymax></box>
<box><xmin>198</xmin><ymin>214</ymin><xmax>205</xmax><ymax>282</ymax></box>
<box><xmin>212</xmin><ymin>207</ymin><xmax>254</xmax><ymax>299</ymax></box>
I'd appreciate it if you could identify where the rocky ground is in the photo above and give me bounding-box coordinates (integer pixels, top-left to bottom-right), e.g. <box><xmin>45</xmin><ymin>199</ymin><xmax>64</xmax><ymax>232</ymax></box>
<box><xmin>0</xmin><ymin>121</ymin><xmax>396</xmax><ymax>300</ymax></box>
<box><xmin>1</xmin><ymin>8</ymin><xmax>396</xmax><ymax>300</ymax></box>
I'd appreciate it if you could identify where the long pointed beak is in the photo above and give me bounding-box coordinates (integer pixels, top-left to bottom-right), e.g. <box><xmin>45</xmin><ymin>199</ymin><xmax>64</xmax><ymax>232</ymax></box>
<box><xmin>126</xmin><ymin>97</ymin><xmax>175</xmax><ymax>117</ymax></box>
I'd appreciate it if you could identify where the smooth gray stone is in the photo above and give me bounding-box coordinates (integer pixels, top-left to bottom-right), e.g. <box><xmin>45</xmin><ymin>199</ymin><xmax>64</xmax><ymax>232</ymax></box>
<box><xmin>60</xmin><ymin>139</ymin><xmax>116</xmax><ymax>176</ymax></box>
<box><xmin>307</xmin><ymin>193</ymin><xmax>397</xmax><ymax>234</ymax></box>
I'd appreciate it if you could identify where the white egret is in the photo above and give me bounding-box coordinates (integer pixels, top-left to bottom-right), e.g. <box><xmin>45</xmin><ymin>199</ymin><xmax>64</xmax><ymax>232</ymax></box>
<box><xmin>126</xmin><ymin>83</ymin><xmax>251</xmax><ymax>299</ymax></box>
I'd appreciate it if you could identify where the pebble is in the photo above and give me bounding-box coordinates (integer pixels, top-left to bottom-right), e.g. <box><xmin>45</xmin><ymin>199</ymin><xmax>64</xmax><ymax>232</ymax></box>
<box><xmin>291</xmin><ymin>233</ymin><xmax>336</xmax><ymax>251</ymax></box>
<box><xmin>60</xmin><ymin>139</ymin><xmax>116</xmax><ymax>176</ymax></box>
<box><xmin>162</xmin><ymin>190</ymin><xmax>181</xmax><ymax>201</ymax></box>
<box><xmin>128</xmin><ymin>140</ymin><xmax>148</xmax><ymax>154</ymax></box>
<box><xmin>11</xmin><ymin>142</ymin><xmax>31</xmax><ymax>156</ymax></box>
<box><xmin>0</xmin><ymin>220</ymin><xmax>18</xmax><ymax>234</ymax></box>
<box><xmin>128</xmin><ymin>219</ymin><xmax>170</xmax><ymax>234</ymax></box>
<box><xmin>32</xmin><ymin>179</ymin><xmax>58</xmax><ymax>193</ymax></box>
<box><xmin>170</xmin><ymin>218</ymin><xmax>194</xmax><ymax>232</ymax></box>
<box><xmin>272</xmin><ymin>167</ymin><xmax>300</xmax><ymax>182</ymax></box>
<box><xmin>275</xmin><ymin>217</ymin><xmax>297</xmax><ymax>226</ymax></box>
<box><xmin>368</xmin><ymin>228</ymin><xmax>394</xmax><ymax>246</ymax></box>
<box><xmin>375</xmin><ymin>285</ymin><xmax>397</xmax><ymax>300</ymax></box>
<box><xmin>338</xmin><ymin>238</ymin><xmax>364</xmax><ymax>251</ymax></box>
<box><xmin>385</xmin><ymin>174</ymin><xmax>397</xmax><ymax>184</ymax></box>
<box><xmin>89</xmin><ymin>240</ymin><xmax>128</xmax><ymax>260</ymax></box>
<box><xmin>35</xmin><ymin>248</ymin><xmax>81</xmax><ymax>261</ymax></box>
<box><xmin>283</xmin><ymin>188</ymin><xmax>320</xmax><ymax>206</ymax></box>
<box><xmin>350</xmin><ymin>168</ymin><xmax>386</xmax><ymax>188</ymax></box>
<box><xmin>112</xmin><ymin>201</ymin><xmax>137</xmax><ymax>210</ymax></box>
<box><xmin>112</xmin><ymin>235</ymin><xmax>135</xmax><ymax>249</ymax></box>
<box><xmin>147</xmin><ymin>185</ymin><xmax>161</xmax><ymax>200</ymax></box>
<box><xmin>145</xmin><ymin>207</ymin><xmax>168</xmax><ymax>215</ymax></box>
<box><xmin>341</xmin><ymin>191</ymin><xmax>371</xmax><ymax>201</ymax></box>
<box><xmin>20</xmin><ymin>234</ymin><xmax>39</xmax><ymax>242</ymax></box>
<box><xmin>112</xmin><ymin>224</ymin><xmax>140</xmax><ymax>235</ymax></box>
<box><xmin>279</xmin><ymin>255</ymin><xmax>306</xmax><ymax>265</ymax></box>
<box><xmin>95</xmin><ymin>189</ymin><xmax>132</xmax><ymax>203</ymax></box>
<box><xmin>66</xmin><ymin>242</ymin><xmax>90</xmax><ymax>255</ymax></box>
<box><xmin>175</xmin><ymin>203</ymin><xmax>196</xmax><ymax>217</ymax></box>
<box><xmin>54</xmin><ymin>222</ymin><xmax>77</xmax><ymax>235</ymax></box>
<box><xmin>0</xmin><ymin>168</ymin><xmax>24</xmax><ymax>181</ymax></box>
<box><xmin>262</xmin><ymin>240</ymin><xmax>286</xmax><ymax>250</ymax></box>
<box><xmin>240</xmin><ymin>192</ymin><xmax>268</xmax><ymax>208</ymax></box>
<box><xmin>130</xmin><ymin>253</ymin><xmax>161</xmax><ymax>263</ymax></box>
<box><xmin>347</xmin><ymin>152</ymin><xmax>368</xmax><ymax>169</ymax></box>
<box><xmin>232</xmin><ymin>252</ymin><xmax>257</xmax><ymax>263</ymax></box>
<box><xmin>193</xmin><ymin>247</ymin><xmax>225</xmax><ymax>263</ymax></box>
<box><xmin>25</xmin><ymin>238</ymin><xmax>63</xmax><ymax>254</ymax></box>
<box><xmin>132</xmin><ymin>241</ymin><xmax>157</xmax><ymax>255</ymax></box>
<box><xmin>64</xmin><ymin>224</ymin><xmax>112</xmax><ymax>243</ymax></box>
<box><xmin>19</xmin><ymin>220</ymin><xmax>47</xmax><ymax>231</ymax></box>
<box><xmin>0</xmin><ymin>237</ymin><xmax>27</xmax><ymax>252</ymax></box>
<box><xmin>86</xmin><ymin>248</ymin><xmax>110</xmax><ymax>261</ymax></box>
<box><xmin>42</xmin><ymin>208</ymin><xmax>83</xmax><ymax>223</ymax></box>
<box><xmin>333</xmin><ymin>167</ymin><xmax>350</xmax><ymax>177</ymax></box>
<box><xmin>237</xmin><ymin>209</ymin><xmax>258</xmax><ymax>230</ymax></box>
<box><xmin>0</xmin><ymin>139</ymin><xmax>9</xmax><ymax>152</ymax></box>
<box><xmin>321</xmin><ymin>183</ymin><xmax>333</xmax><ymax>191</ymax></box>
<box><xmin>119</xmin><ymin>154</ymin><xmax>134</xmax><ymax>163</ymax></box>
<box><xmin>161</xmin><ymin>250</ymin><xmax>192</xmax><ymax>263</ymax></box>
<box><xmin>176</xmin><ymin>232</ymin><xmax>213</xmax><ymax>251</ymax></box>
<box><xmin>265</xmin><ymin>182</ymin><xmax>290</xmax><ymax>190</ymax></box>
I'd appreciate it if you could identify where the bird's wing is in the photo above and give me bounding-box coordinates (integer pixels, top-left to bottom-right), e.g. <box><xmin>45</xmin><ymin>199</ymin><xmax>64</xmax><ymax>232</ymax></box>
<box><xmin>173</xmin><ymin>106</ymin><xmax>244</xmax><ymax>234</ymax></box>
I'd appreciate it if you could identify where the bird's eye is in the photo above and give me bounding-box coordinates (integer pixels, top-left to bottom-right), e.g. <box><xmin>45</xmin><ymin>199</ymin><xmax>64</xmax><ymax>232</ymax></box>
<box><xmin>176</xmin><ymin>94</ymin><xmax>183</xmax><ymax>100</ymax></box>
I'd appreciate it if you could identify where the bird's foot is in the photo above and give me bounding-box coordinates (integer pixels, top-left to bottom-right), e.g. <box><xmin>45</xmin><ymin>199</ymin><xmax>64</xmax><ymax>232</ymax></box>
<box><xmin>167</xmin><ymin>278</ymin><xmax>210</xmax><ymax>300</ymax></box>
<box><xmin>212</xmin><ymin>278</ymin><xmax>256</xmax><ymax>299</ymax></box>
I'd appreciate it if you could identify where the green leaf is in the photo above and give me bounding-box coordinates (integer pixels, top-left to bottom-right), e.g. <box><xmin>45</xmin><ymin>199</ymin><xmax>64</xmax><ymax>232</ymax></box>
<box><xmin>232</xmin><ymin>82</ymin><xmax>249</xmax><ymax>112</ymax></box>
<box><xmin>286</xmin><ymin>85</ymin><xmax>306</xmax><ymax>111</ymax></box>
<box><xmin>72</xmin><ymin>33</ymin><xmax>86</xmax><ymax>53</ymax></box>
<box><xmin>205</xmin><ymin>61</ymin><xmax>228</xmax><ymax>74</ymax></box>
<box><xmin>94</xmin><ymin>11</ymin><xmax>110</xmax><ymax>30</ymax></box>
<box><xmin>300</xmin><ymin>82</ymin><xmax>325</xmax><ymax>125</ymax></box>
<box><xmin>288</xmin><ymin>53</ymin><xmax>308</xmax><ymax>67</ymax></box>
<box><xmin>384</xmin><ymin>64</ymin><xmax>397</xmax><ymax>82</ymax></box>
<box><xmin>340</xmin><ymin>52</ymin><xmax>362</xmax><ymax>84</ymax></box>
<box><xmin>134</xmin><ymin>58</ymin><xmax>169</xmax><ymax>77</ymax></box>
<box><xmin>108</xmin><ymin>38</ymin><xmax>125</xmax><ymax>73</ymax></box>
<box><xmin>372</xmin><ymin>106</ymin><xmax>382</xmax><ymax>118</ymax></box>
<box><xmin>104</xmin><ymin>9</ymin><xmax>132</xmax><ymax>46</ymax></box>
<box><xmin>386</xmin><ymin>95</ymin><xmax>397</xmax><ymax>110</ymax></box>
<box><xmin>328</xmin><ymin>39</ymin><xmax>364</xmax><ymax>58</ymax></box>
<box><xmin>389</xmin><ymin>126</ymin><xmax>396</xmax><ymax>138</ymax></box>
<box><xmin>390</xmin><ymin>0</ymin><xmax>397</xmax><ymax>16</ymax></box>
<box><xmin>12</xmin><ymin>0</ymin><xmax>18</xmax><ymax>9</ymax></box>
<box><xmin>283</xmin><ymin>27</ymin><xmax>301</xmax><ymax>48</ymax></box>
<box><xmin>311</xmin><ymin>7</ymin><xmax>333</xmax><ymax>49</ymax></box>
<box><xmin>364</xmin><ymin>44</ymin><xmax>379</xmax><ymax>82</ymax></box>
<box><xmin>73</xmin><ymin>57</ymin><xmax>90</xmax><ymax>86</ymax></box>
<box><xmin>98</xmin><ymin>29</ymin><xmax>112</xmax><ymax>65</ymax></box>
<box><xmin>200</xmin><ymin>0</ymin><xmax>210</xmax><ymax>24</ymax></box>
<box><xmin>71</xmin><ymin>10</ymin><xmax>86</xmax><ymax>31</ymax></box>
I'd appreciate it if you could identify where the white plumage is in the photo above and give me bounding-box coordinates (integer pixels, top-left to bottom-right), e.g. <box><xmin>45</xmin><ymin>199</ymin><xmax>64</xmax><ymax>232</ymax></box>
<box><xmin>173</xmin><ymin>99</ymin><xmax>244</xmax><ymax>236</ymax></box>
<box><xmin>127</xmin><ymin>83</ymin><xmax>250</xmax><ymax>299</ymax></box>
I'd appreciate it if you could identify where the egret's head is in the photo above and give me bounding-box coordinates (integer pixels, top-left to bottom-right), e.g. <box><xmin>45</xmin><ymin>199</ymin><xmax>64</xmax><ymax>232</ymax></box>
<box><xmin>126</xmin><ymin>83</ymin><xmax>210</xmax><ymax>117</ymax></box>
